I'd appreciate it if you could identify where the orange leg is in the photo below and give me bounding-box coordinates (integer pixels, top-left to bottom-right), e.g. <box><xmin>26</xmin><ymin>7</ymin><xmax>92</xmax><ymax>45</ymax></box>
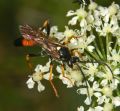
<box><xmin>49</xmin><ymin>64</ymin><xmax>59</xmax><ymax>97</ymax></box>
<box><xmin>63</xmin><ymin>36</ymin><xmax>80</xmax><ymax>45</ymax></box>
<box><xmin>71</xmin><ymin>49</ymin><xmax>83</xmax><ymax>59</ymax></box>
<box><xmin>61</xmin><ymin>64</ymin><xmax>73</xmax><ymax>86</ymax></box>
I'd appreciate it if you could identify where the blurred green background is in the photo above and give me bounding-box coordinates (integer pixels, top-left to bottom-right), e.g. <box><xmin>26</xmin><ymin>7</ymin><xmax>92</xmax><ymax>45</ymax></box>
<box><xmin>0</xmin><ymin>0</ymin><xmax>119</xmax><ymax>111</ymax></box>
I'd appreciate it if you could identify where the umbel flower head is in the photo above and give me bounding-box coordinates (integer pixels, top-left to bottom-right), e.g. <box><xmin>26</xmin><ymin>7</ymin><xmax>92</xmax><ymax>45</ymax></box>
<box><xmin>26</xmin><ymin>0</ymin><xmax>120</xmax><ymax>111</ymax></box>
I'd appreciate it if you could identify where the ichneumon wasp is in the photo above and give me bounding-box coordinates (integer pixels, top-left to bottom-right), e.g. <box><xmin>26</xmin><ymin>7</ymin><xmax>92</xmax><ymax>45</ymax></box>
<box><xmin>14</xmin><ymin>20</ymin><xmax>113</xmax><ymax>98</ymax></box>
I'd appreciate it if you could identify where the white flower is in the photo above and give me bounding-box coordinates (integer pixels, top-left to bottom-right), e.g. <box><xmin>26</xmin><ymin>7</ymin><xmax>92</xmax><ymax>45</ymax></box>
<box><xmin>108</xmin><ymin>48</ymin><xmax>120</xmax><ymax>63</ymax></box>
<box><xmin>77</xmin><ymin>81</ymin><xmax>101</xmax><ymax>105</ymax></box>
<box><xmin>26</xmin><ymin>60</ymin><xmax>52</xmax><ymax>92</ymax></box>
<box><xmin>85</xmin><ymin>63</ymin><xmax>98</xmax><ymax>76</ymax></box>
<box><xmin>67</xmin><ymin>7</ymin><xmax>87</xmax><ymax>27</ymax></box>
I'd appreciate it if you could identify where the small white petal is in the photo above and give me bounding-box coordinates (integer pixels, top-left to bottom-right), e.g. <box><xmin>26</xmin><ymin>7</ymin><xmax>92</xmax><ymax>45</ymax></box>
<box><xmin>43</xmin><ymin>73</ymin><xmax>51</xmax><ymax>80</ymax></box>
<box><xmin>59</xmin><ymin>75</ymin><xmax>73</xmax><ymax>88</ymax></box>
<box><xmin>35</xmin><ymin>65</ymin><xmax>42</xmax><ymax>72</ymax></box>
<box><xmin>66</xmin><ymin>10</ymin><xmax>75</xmax><ymax>16</ymax></box>
<box><xmin>95</xmin><ymin>106</ymin><xmax>103</xmax><ymax>111</ymax></box>
<box><xmin>101</xmin><ymin>79</ymin><xmax>108</xmax><ymax>86</ymax></box>
<box><xmin>88</xmin><ymin>76</ymin><xmax>94</xmax><ymax>82</ymax></box>
<box><xmin>56</xmin><ymin>66</ymin><xmax>62</xmax><ymax>73</ymax></box>
<box><xmin>97</xmin><ymin>96</ymin><xmax>106</xmax><ymax>105</ymax></box>
<box><xmin>87</xmin><ymin>35</ymin><xmax>95</xmax><ymax>44</ymax></box>
<box><xmin>37</xmin><ymin>81</ymin><xmax>45</xmax><ymax>92</ymax></box>
<box><xmin>87</xmin><ymin>107</ymin><xmax>94</xmax><ymax>111</ymax></box>
<box><xmin>112</xmin><ymin>97</ymin><xmax>120</xmax><ymax>107</ymax></box>
<box><xmin>26</xmin><ymin>77</ymin><xmax>35</xmax><ymax>89</ymax></box>
<box><xmin>77</xmin><ymin>106</ymin><xmax>84</xmax><ymax>111</ymax></box>
<box><xmin>104</xmin><ymin>103</ymin><xmax>113</xmax><ymax>111</ymax></box>
<box><xmin>93</xmin><ymin>81</ymin><xmax>99</xmax><ymax>90</ymax></box>
<box><xmin>50</xmin><ymin>26</ymin><xmax>58</xmax><ymax>33</ymax></box>
<box><xmin>80</xmin><ymin>19</ymin><xmax>87</xmax><ymax>27</ymax></box>
<box><xmin>94</xmin><ymin>92</ymin><xmax>102</xmax><ymax>97</ymax></box>
<box><xmin>84</xmin><ymin>97</ymin><xmax>91</xmax><ymax>105</ymax></box>
<box><xmin>68</xmin><ymin>16</ymin><xmax>78</xmax><ymax>25</ymax></box>
<box><xmin>87</xmin><ymin>46</ymin><xmax>95</xmax><ymax>52</ymax></box>
<box><xmin>77</xmin><ymin>88</ymin><xmax>87</xmax><ymax>95</ymax></box>
<box><xmin>114</xmin><ymin>68</ymin><xmax>120</xmax><ymax>75</ymax></box>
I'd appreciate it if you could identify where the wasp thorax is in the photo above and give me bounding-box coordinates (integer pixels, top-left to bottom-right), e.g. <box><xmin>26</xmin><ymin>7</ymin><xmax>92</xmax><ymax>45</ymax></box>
<box><xmin>58</xmin><ymin>47</ymin><xmax>71</xmax><ymax>61</ymax></box>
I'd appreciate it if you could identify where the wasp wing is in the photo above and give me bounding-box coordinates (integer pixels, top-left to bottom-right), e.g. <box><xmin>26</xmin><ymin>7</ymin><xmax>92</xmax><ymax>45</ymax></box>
<box><xmin>19</xmin><ymin>25</ymin><xmax>37</xmax><ymax>40</ymax></box>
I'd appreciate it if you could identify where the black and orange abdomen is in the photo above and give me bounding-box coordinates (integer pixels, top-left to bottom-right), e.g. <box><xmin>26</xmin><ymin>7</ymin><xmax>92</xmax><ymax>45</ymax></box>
<box><xmin>14</xmin><ymin>38</ymin><xmax>36</xmax><ymax>47</ymax></box>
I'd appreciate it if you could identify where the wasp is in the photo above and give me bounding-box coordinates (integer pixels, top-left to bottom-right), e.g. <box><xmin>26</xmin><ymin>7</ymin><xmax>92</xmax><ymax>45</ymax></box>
<box><xmin>14</xmin><ymin>20</ymin><xmax>113</xmax><ymax>98</ymax></box>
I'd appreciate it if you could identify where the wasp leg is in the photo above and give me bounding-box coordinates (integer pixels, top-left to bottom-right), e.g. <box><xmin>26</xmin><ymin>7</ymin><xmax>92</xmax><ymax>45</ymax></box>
<box><xmin>26</xmin><ymin>53</ymin><xmax>41</xmax><ymax>72</ymax></box>
<box><xmin>71</xmin><ymin>49</ymin><xmax>83</xmax><ymax>59</ymax></box>
<box><xmin>40</xmin><ymin>20</ymin><xmax>50</xmax><ymax>36</ymax></box>
<box><xmin>61</xmin><ymin>64</ymin><xmax>73</xmax><ymax>86</ymax></box>
<box><xmin>49</xmin><ymin>62</ymin><xmax>59</xmax><ymax>97</ymax></box>
<box><xmin>63</xmin><ymin>36</ymin><xmax>80</xmax><ymax>45</ymax></box>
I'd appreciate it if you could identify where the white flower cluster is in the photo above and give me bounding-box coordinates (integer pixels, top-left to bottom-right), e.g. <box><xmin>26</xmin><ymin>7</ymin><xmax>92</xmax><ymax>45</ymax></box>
<box><xmin>26</xmin><ymin>1</ymin><xmax>120</xmax><ymax>111</ymax></box>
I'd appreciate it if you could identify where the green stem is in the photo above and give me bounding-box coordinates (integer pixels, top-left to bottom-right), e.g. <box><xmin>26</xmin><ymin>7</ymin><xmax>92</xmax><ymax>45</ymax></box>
<box><xmin>106</xmin><ymin>34</ymin><xmax>109</xmax><ymax>60</ymax></box>
<box><xmin>113</xmin><ymin>38</ymin><xmax>118</xmax><ymax>50</ymax></box>
<box><xmin>85</xmin><ymin>49</ymin><xmax>100</xmax><ymax>61</ymax></box>
<box><xmin>93</xmin><ymin>41</ymin><xmax>104</xmax><ymax>60</ymax></box>
<box><xmin>98</xmin><ymin>35</ymin><xmax>106</xmax><ymax>59</ymax></box>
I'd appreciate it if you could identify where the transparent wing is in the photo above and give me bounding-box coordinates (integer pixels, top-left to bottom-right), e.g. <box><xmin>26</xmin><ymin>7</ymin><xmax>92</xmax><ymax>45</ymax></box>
<box><xmin>19</xmin><ymin>25</ymin><xmax>37</xmax><ymax>39</ymax></box>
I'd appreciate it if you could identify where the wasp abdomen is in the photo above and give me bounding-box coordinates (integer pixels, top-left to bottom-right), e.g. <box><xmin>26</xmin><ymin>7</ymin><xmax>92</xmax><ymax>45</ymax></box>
<box><xmin>14</xmin><ymin>38</ymin><xmax>35</xmax><ymax>47</ymax></box>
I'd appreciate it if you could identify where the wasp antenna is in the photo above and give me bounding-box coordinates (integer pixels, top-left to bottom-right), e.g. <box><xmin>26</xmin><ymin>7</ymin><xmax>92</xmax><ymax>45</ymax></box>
<box><xmin>78</xmin><ymin>60</ymin><xmax>114</xmax><ymax>77</ymax></box>
<box><xmin>75</xmin><ymin>63</ymin><xmax>91</xmax><ymax>102</ymax></box>
<box><xmin>73</xmin><ymin>0</ymin><xmax>92</xmax><ymax>5</ymax></box>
